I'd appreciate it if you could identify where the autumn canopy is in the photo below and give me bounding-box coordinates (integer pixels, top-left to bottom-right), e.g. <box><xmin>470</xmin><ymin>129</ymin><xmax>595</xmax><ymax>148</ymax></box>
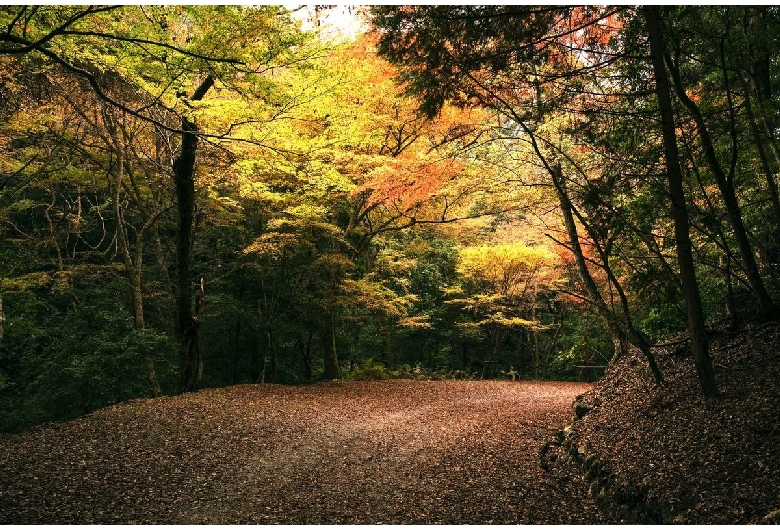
<box><xmin>1</xmin><ymin>5</ymin><xmax>779</xmax><ymax>428</ymax></box>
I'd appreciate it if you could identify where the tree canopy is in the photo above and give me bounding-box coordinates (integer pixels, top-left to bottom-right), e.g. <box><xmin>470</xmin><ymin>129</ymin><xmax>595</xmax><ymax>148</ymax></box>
<box><xmin>1</xmin><ymin>5</ymin><xmax>779</xmax><ymax>429</ymax></box>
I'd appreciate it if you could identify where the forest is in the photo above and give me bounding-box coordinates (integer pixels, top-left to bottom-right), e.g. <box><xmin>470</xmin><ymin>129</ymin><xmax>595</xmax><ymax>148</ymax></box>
<box><xmin>1</xmin><ymin>5</ymin><xmax>779</xmax><ymax>432</ymax></box>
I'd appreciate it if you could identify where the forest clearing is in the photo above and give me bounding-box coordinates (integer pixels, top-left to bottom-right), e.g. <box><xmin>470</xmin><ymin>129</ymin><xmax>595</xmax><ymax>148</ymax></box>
<box><xmin>1</xmin><ymin>6</ymin><xmax>780</xmax><ymax>524</ymax></box>
<box><xmin>2</xmin><ymin>313</ymin><xmax>778</xmax><ymax>525</ymax></box>
<box><xmin>0</xmin><ymin>380</ymin><xmax>605</xmax><ymax>524</ymax></box>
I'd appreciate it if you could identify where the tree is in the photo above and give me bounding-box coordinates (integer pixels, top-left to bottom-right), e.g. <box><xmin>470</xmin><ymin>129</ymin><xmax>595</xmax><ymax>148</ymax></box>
<box><xmin>660</xmin><ymin>7</ymin><xmax>777</xmax><ymax>321</ymax></box>
<box><xmin>237</xmin><ymin>31</ymin><xmax>500</xmax><ymax>381</ymax></box>
<box><xmin>1</xmin><ymin>6</ymin><xmax>314</xmax><ymax>392</ymax></box>
<box><xmin>643</xmin><ymin>6</ymin><xmax>719</xmax><ymax>397</ymax></box>
<box><xmin>371</xmin><ymin>6</ymin><xmax>666</xmax><ymax>383</ymax></box>
<box><xmin>448</xmin><ymin>242</ymin><xmax>561</xmax><ymax>378</ymax></box>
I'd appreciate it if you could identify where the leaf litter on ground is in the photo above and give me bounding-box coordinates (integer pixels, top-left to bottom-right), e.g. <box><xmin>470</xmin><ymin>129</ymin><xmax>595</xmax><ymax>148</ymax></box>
<box><xmin>0</xmin><ymin>379</ymin><xmax>606</xmax><ymax>524</ymax></box>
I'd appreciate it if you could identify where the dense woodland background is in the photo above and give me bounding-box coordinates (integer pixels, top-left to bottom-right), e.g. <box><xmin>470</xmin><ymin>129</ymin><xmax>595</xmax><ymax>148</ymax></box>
<box><xmin>1</xmin><ymin>6</ymin><xmax>779</xmax><ymax>432</ymax></box>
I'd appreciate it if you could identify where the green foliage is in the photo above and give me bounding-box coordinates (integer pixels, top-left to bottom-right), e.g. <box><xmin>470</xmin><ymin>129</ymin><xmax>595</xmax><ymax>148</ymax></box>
<box><xmin>640</xmin><ymin>305</ymin><xmax>687</xmax><ymax>344</ymax></box>
<box><xmin>343</xmin><ymin>358</ymin><xmax>478</xmax><ymax>381</ymax></box>
<box><xmin>551</xmin><ymin>310</ymin><xmax>613</xmax><ymax>380</ymax></box>
<box><xmin>0</xmin><ymin>286</ymin><xmax>178</xmax><ymax>432</ymax></box>
<box><xmin>345</xmin><ymin>358</ymin><xmax>392</xmax><ymax>381</ymax></box>
<box><xmin>547</xmin><ymin>347</ymin><xmax>579</xmax><ymax>380</ymax></box>
<box><xmin>3</xmin><ymin>5</ymin><xmax>780</xmax><ymax>428</ymax></box>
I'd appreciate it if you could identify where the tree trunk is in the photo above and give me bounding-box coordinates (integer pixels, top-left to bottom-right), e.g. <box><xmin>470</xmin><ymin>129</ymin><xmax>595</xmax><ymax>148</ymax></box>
<box><xmin>550</xmin><ymin>163</ymin><xmax>664</xmax><ymax>384</ymax></box>
<box><xmin>268</xmin><ymin>326</ymin><xmax>278</xmax><ymax>383</ymax></box>
<box><xmin>303</xmin><ymin>331</ymin><xmax>314</xmax><ymax>382</ymax></box>
<box><xmin>322</xmin><ymin>309</ymin><xmax>340</xmax><ymax>379</ymax></box>
<box><xmin>532</xmin><ymin>284</ymin><xmax>539</xmax><ymax>379</ymax></box>
<box><xmin>665</xmin><ymin>36</ymin><xmax>777</xmax><ymax>320</ymax></box>
<box><xmin>230</xmin><ymin>278</ymin><xmax>244</xmax><ymax>386</ymax></box>
<box><xmin>483</xmin><ymin>330</ymin><xmax>501</xmax><ymax>379</ymax></box>
<box><xmin>174</xmin><ymin>75</ymin><xmax>214</xmax><ymax>392</ymax></box>
<box><xmin>382</xmin><ymin>317</ymin><xmax>392</xmax><ymax>365</ymax></box>
<box><xmin>0</xmin><ymin>296</ymin><xmax>5</xmax><ymax>341</ymax></box>
<box><xmin>644</xmin><ymin>5</ymin><xmax>719</xmax><ymax>397</ymax></box>
<box><xmin>742</xmin><ymin>82</ymin><xmax>780</xmax><ymax>230</ymax></box>
<box><xmin>112</xmin><ymin>139</ymin><xmax>163</xmax><ymax>398</ymax></box>
<box><xmin>740</xmin><ymin>65</ymin><xmax>780</xmax><ymax>273</ymax></box>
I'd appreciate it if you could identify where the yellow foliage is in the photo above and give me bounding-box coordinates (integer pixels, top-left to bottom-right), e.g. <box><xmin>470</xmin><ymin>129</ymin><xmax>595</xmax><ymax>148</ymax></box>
<box><xmin>457</xmin><ymin>242</ymin><xmax>560</xmax><ymax>297</ymax></box>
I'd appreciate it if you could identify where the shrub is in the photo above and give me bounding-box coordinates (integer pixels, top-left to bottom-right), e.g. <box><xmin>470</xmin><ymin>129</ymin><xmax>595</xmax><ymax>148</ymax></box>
<box><xmin>346</xmin><ymin>358</ymin><xmax>391</xmax><ymax>380</ymax></box>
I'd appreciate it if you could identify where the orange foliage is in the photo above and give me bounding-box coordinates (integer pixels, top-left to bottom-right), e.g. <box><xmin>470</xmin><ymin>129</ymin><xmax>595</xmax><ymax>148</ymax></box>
<box><xmin>357</xmin><ymin>156</ymin><xmax>465</xmax><ymax>211</ymax></box>
<box><xmin>567</xmin><ymin>6</ymin><xmax>623</xmax><ymax>49</ymax></box>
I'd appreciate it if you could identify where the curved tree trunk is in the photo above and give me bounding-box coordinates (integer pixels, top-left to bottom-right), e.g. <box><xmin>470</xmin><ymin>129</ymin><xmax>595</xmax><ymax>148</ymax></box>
<box><xmin>550</xmin><ymin>163</ymin><xmax>664</xmax><ymax>384</ymax></box>
<box><xmin>567</xmin><ymin>180</ymin><xmax>665</xmax><ymax>384</ymax></box>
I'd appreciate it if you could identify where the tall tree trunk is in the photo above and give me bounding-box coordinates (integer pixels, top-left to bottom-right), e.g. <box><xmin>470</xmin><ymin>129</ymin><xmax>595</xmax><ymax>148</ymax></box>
<box><xmin>382</xmin><ymin>317</ymin><xmax>392</xmax><ymax>365</ymax></box>
<box><xmin>568</xmin><ymin>187</ymin><xmax>665</xmax><ymax>383</ymax></box>
<box><xmin>665</xmin><ymin>36</ymin><xmax>777</xmax><ymax>320</ymax></box>
<box><xmin>174</xmin><ymin>75</ymin><xmax>214</xmax><ymax>392</ymax></box>
<box><xmin>0</xmin><ymin>296</ymin><xmax>4</xmax><ymax>342</ymax></box>
<box><xmin>304</xmin><ymin>331</ymin><xmax>314</xmax><ymax>382</ymax></box>
<box><xmin>644</xmin><ymin>5</ymin><xmax>719</xmax><ymax>397</ymax></box>
<box><xmin>742</xmin><ymin>83</ymin><xmax>780</xmax><ymax>230</ymax></box>
<box><xmin>112</xmin><ymin>140</ymin><xmax>163</xmax><ymax>397</ymax></box>
<box><xmin>739</xmin><ymin>22</ymin><xmax>780</xmax><ymax>270</ymax></box>
<box><xmin>515</xmin><ymin>94</ymin><xmax>664</xmax><ymax>383</ymax></box>
<box><xmin>532</xmin><ymin>283</ymin><xmax>539</xmax><ymax>379</ymax></box>
<box><xmin>483</xmin><ymin>330</ymin><xmax>501</xmax><ymax>379</ymax></box>
<box><xmin>268</xmin><ymin>326</ymin><xmax>278</xmax><ymax>383</ymax></box>
<box><xmin>230</xmin><ymin>278</ymin><xmax>244</xmax><ymax>386</ymax></box>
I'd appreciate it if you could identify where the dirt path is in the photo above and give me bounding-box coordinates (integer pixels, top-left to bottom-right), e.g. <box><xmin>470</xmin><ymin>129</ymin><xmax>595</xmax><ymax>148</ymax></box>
<box><xmin>0</xmin><ymin>380</ymin><xmax>609</xmax><ymax>524</ymax></box>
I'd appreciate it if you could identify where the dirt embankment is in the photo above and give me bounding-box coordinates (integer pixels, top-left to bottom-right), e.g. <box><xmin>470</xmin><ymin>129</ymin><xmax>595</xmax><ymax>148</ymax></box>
<box><xmin>0</xmin><ymin>380</ymin><xmax>607</xmax><ymax>524</ymax></box>
<box><xmin>556</xmin><ymin>321</ymin><xmax>780</xmax><ymax>524</ymax></box>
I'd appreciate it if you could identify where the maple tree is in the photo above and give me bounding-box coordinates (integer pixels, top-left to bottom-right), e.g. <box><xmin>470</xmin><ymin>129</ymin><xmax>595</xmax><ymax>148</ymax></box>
<box><xmin>1</xmin><ymin>6</ymin><xmax>780</xmax><ymax>429</ymax></box>
<box><xmin>369</xmin><ymin>5</ymin><xmax>780</xmax><ymax>394</ymax></box>
<box><xmin>372</xmin><ymin>6</ymin><xmax>669</xmax><ymax>385</ymax></box>
<box><xmin>1</xmin><ymin>5</ymin><xmax>780</xmax><ymax>525</ymax></box>
<box><xmin>447</xmin><ymin>242</ymin><xmax>562</xmax><ymax>378</ymax></box>
<box><xmin>236</xmin><ymin>31</ymin><xmax>506</xmax><ymax>381</ymax></box>
<box><xmin>0</xmin><ymin>5</ymin><xmax>316</xmax><ymax>392</ymax></box>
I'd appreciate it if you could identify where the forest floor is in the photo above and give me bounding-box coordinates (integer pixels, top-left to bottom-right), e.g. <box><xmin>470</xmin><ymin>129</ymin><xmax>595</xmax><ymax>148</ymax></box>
<box><xmin>0</xmin><ymin>380</ymin><xmax>608</xmax><ymax>524</ymax></box>
<box><xmin>2</xmin><ymin>321</ymin><xmax>778</xmax><ymax>524</ymax></box>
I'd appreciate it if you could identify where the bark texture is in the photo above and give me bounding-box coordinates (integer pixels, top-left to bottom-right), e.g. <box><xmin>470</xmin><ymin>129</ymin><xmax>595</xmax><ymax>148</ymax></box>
<box><xmin>174</xmin><ymin>75</ymin><xmax>214</xmax><ymax>392</ymax></box>
<box><xmin>644</xmin><ymin>6</ymin><xmax>718</xmax><ymax>397</ymax></box>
